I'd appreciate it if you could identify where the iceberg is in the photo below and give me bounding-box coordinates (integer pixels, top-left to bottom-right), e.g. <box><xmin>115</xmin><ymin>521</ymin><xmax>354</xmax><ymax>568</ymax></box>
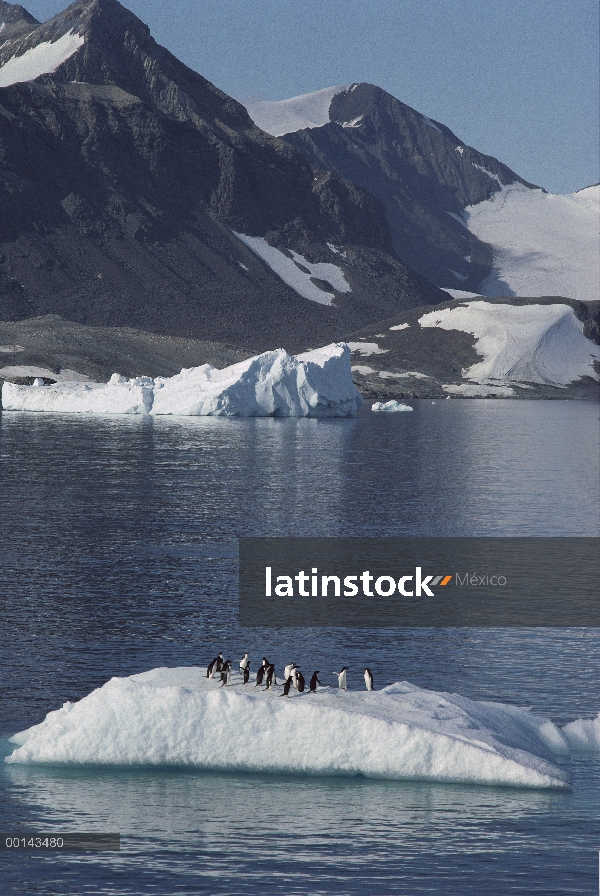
<box><xmin>371</xmin><ymin>400</ymin><xmax>414</xmax><ymax>412</ymax></box>
<box><xmin>0</xmin><ymin>344</ymin><xmax>363</xmax><ymax>418</ymax></box>
<box><xmin>7</xmin><ymin>667</ymin><xmax>594</xmax><ymax>790</ymax></box>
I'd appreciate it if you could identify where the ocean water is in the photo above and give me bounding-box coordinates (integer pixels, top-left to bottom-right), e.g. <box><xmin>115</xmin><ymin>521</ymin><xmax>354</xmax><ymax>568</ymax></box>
<box><xmin>0</xmin><ymin>400</ymin><xmax>598</xmax><ymax>895</ymax></box>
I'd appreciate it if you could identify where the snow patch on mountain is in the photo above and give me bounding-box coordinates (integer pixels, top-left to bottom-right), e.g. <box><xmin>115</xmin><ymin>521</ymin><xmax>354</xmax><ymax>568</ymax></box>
<box><xmin>245</xmin><ymin>86</ymin><xmax>347</xmax><ymax>136</ymax></box>
<box><xmin>347</xmin><ymin>342</ymin><xmax>389</xmax><ymax>356</ymax></box>
<box><xmin>464</xmin><ymin>184</ymin><xmax>600</xmax><ymax>302</ymax></box>
<box><xmin>0</xmin><ymin>30</ymin><xmax>84</xmax><ymax>87</ymax></box>
<box><xmin>419</xmin><ymin>301</ymin><xmax>599</xmax><ymax>387</ymax></box>
<box><xmin>232</xmin><ymin>233</ymin><xmax>350</xmax><ymax>305</ymax></box>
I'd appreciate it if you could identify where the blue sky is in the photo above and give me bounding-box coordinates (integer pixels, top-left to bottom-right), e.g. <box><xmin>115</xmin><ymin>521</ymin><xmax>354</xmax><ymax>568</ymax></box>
<box><xmin>24</xmin><ymin>0</ymin><xmax>599</xmax><ymax>193</ymax></box>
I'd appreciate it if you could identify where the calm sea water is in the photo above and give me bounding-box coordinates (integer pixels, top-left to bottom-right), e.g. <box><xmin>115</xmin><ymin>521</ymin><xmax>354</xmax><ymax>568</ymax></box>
<box><xmin>0</xmin><ymin>400</ymin><xmax>599</xmax><ymax>895</ymax></box>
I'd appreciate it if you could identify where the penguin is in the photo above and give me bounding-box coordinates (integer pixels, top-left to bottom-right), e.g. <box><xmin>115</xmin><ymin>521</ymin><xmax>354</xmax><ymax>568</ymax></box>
<box><xmin>332</xmin><ymin>667</ymin><xmax>348</xmax><ymax>690</ymax></box>
<box><xmin>265</xmin><ymin>663</ymin><xmax>276</xmax><ymax>690</ymax></box>
<box><xmin>284</xmin><ymin>662</ymin><xmax>297</xmax><ymax>680</ymax></box>
<box><xmin>255</xmin><ymin>664</ymin><xmax>265</xmax><ymax>687</ymax></box>
<box><xmin>291</xmin><ymin>667</ymin><xmax>299</xmax><ymax>689</ymax></box>
<box><xmin>364</xmin><ymin>668</ymin><xmax>374</xmax><ymax>691</ymax></box>
<box><xmin>309</xmin><ymin>671</ymin><xmax>321</xmax><ymax>692</ymax></box>
<box><xmin>281</xmin><ymin>676</ymin><xmax>293</xmax><ymax>697</ymax></box>
<box><xmin>239</xmin><ymin>652</ymin><xmax>250</xmax><ymax>674</ymax></box>
<box><xmin>296</xmin><ymin>670</ymin><xmax>305</xmax><ymax>692</ymax></box>
<box><xmin>243</xmin><ymin>663</ymin><xmax>251</xmax><ymax>684</ymax></box>
<box><xmin>220</xmin><ymin>660</ymin><xmax>232</xmax><ymax>686</ymax></box>
<box><xmin>207</xmin><ymin>653</ymin><xmax>224</xmax><ymax>678</ymax></box>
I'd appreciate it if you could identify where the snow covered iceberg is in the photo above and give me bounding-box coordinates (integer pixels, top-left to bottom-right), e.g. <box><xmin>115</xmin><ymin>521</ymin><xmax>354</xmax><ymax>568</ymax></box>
<box><xmin>0</xmin><ymin>344</ymin><xmax>363</xmax><ymax>417</ymax></box>
<box><xmin>7</xmin><ymin>666</ymin><xmax>595</xmax><ymax>790</ymax></box>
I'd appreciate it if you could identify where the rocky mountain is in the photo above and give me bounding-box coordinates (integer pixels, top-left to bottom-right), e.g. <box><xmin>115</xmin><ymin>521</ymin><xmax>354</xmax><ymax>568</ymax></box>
<box><xmin>246</xmin><ymin>85</ymin><xmax>541</xmax><ymax>293</ymax></box>
<box><xmin>0</xmin><ymin>0</ymin><xmax>447</xmax><ymax>352</ymax></box>
<box><xmin>0</xmin><ymin>0</ymin><xmax>38</xmax><ymax>41</ymax></box>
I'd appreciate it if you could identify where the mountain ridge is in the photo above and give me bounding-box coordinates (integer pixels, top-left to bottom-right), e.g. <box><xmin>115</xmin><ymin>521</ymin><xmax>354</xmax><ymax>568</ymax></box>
<box><xmin>0</xmin><ymin>0</ymin><xmax>446</xmax><ymax>349</ymax></box>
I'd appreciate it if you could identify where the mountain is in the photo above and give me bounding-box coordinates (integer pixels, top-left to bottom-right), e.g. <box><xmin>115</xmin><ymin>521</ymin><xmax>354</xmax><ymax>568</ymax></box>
<box><xmin>0</xmin><ymin>1</ymin><xmax>38</xmax><ymax>41</ymax></box>
<box><xmin>0</xmin><ymin>0</ymin><xmax>446</xmax><ymax>352</ymax></box>
<box><xmin>246</xmin><ymin>86</ymin><xmax>598</xmax><ymax>302</ymax></box>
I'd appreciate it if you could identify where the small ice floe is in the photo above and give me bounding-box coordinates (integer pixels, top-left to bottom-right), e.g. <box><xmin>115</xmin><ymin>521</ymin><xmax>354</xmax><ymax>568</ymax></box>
<box><xmin>371</xmin><ymin>400</ymin><xmax>413</xmax><ymax>412</ymax></box>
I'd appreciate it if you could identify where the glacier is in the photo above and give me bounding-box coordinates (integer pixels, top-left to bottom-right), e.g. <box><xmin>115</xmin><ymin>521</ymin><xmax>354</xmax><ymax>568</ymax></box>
<box><xmin>463</xmin><ymin>184</ymin><xmax>600</xmax><ymax>303</ymax></box>
<box><xmin>0</xmin><ymin>343</ymin><xmax>362</xmax><ymax>417</ymax></box>
<box><xmin>7</xmin><ymin>666</ymin><xmax>599</xmax><ymax>789</ymax></box>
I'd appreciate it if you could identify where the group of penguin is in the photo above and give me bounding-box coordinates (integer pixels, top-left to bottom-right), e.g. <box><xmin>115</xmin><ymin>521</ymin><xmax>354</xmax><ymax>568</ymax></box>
<box><xmin>206</xmin><ymin>653</ymin><xmax>374</xmax><ymax>695</ymax></box>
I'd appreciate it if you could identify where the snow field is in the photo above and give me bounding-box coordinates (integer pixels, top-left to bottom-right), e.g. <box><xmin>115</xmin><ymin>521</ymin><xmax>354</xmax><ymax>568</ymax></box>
<box><xmin>232</xmin><ymin>233</ymin><xmax>351</xmax><ymax>305</ymax></box>
<box><xmin>0</xmin><ymin>30</ymin><xmax>84</xmax><ymax>87</ymax></box>
<box><xmin>418</xmin><ymin>301</ymin><xmax>599</xmax><ymax>387</ymax></box>
<box><xmin>464</xmin><ymin>184</ymin><xmax>600</xmax><ymax>303</ymax></box>
<box><xmin>245</xmin><ymin>86</ymin><xmax>347</xmax><ymax>136</ymax></box>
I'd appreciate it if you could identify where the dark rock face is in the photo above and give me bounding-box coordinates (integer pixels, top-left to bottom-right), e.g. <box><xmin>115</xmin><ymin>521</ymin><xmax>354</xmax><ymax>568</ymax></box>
<box><xmin>0</xmin><ymin>1</ymin><xmax>38</xmax><ymax>40</ymax></box>
<box><xmin>0</xmin><ymin>0</ymin><xmax>446</xmax><ymax>350</ymax></box>
<box><xmin>284</xmin><ymin>83</ymin><xmax>538</xmax><ymax>292</ymax></box>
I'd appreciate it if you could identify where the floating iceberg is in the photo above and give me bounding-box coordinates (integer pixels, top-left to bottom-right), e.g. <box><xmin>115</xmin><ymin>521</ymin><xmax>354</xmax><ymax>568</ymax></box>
<box><xmin>371</xmin><ymin>400</ymin><xmax>413</xmax><ymax>412</ymax></box>
<box><xmin>7</xmin><ymin>667</ymin><xmax>597</xmax><ymax>789</ymax></box>
<box><xmin>0</xmin><ymin>344</ymin><xmax>362</xmax><ymax>417</ymax></box>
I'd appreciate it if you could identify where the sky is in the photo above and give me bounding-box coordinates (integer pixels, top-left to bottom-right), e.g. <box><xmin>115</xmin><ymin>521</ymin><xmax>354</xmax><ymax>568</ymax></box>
<box><xmin>22</xmin><ymin>0</ymin><xmax>600</xmax><ymax>194</ymax></box>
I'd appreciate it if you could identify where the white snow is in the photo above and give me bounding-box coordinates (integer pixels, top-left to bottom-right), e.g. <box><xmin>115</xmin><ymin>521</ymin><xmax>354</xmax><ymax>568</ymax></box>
<box><xmin>351</xmin><ymin>365</ymin><xmax>375</xmax><ymax>375</ymax></box>
<box><xmin>232</xmin><ymin>233</ymin><xmax>351</xmax><ymax>305</ymax></box>
<box><xmin>372</xmin><ymin>400</ymin><xmax>413</xmax><ymax>412</ymax></box>
<box><xmin>341</xmin><ymin>115</ymin><xmax>364</xmax><ymax>128</ymax></box>
<box><xmin>456</xmin><ymin>145</ymin><xmax>465</xmax><ymax>156</ymax></box>
<box><xmin>471</xmin><ymin>163</ymin><xmax>503</xmax><ymax>187</ymax></box>
<box><xmin>378</xmin><ymin>371</ymin><xmax>431</xmax><ymax>380</ymax></box>
<box><xmin>443</xmin><ymin>289</ymin><xmax>484</xmax><ymax>300</ymax></box>
<box><xmin>0</xmin><ymin>30</ymin><xmax>84</xmax><ymax>88</ymax></box>
<box><xmin>1</xmin><ymin>344</ymin><xmax>363</xmax><ymax>417</ymax></box>
<box><xmin>6</xmin><ymin>666</ymin><xmax>589</xmax><ymax>789</ymax></box>
<box><xmin>0</xmin><ymin>344</ymin><xmax>25</xmax><ymax>353</ymax></box>
<box><xmin>464</xmin><ymin>184</ymin><xmax>600</xmax><ymax>302</ymax></box>
<box><xmin>0</xmin><ymin>366</ymin><xmax>90</xmax><ymax>382</ymax></box>
<box><xmin>244</xmin><ymin>86</ymin><xmax>347</xmax><ymax>136</ymax></box>
<box><xmin>389</xmin><ymin>323</ymin><xmax>410</xmax><ymax>331</ymax></box>
<box><xmin>419</xmin><ymin>301</ymin><xmax>599</xmax><ymax>387</ymax></box>
<box><xmin>347</xmin><ymin>342</ymin><xmax>389</xmax><ymax>356</ymax></box>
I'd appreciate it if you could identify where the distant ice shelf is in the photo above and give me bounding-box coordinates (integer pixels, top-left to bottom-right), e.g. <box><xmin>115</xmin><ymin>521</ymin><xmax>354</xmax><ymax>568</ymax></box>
<box><xmin>1</xmin><ymin>344</ymin><xmax>363</xmax><ymax>417</ymax></box>
<box><xmin>7</xmin><ymin>667</ymin><xmax>599</xmax><ymax>788</ymax></box>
